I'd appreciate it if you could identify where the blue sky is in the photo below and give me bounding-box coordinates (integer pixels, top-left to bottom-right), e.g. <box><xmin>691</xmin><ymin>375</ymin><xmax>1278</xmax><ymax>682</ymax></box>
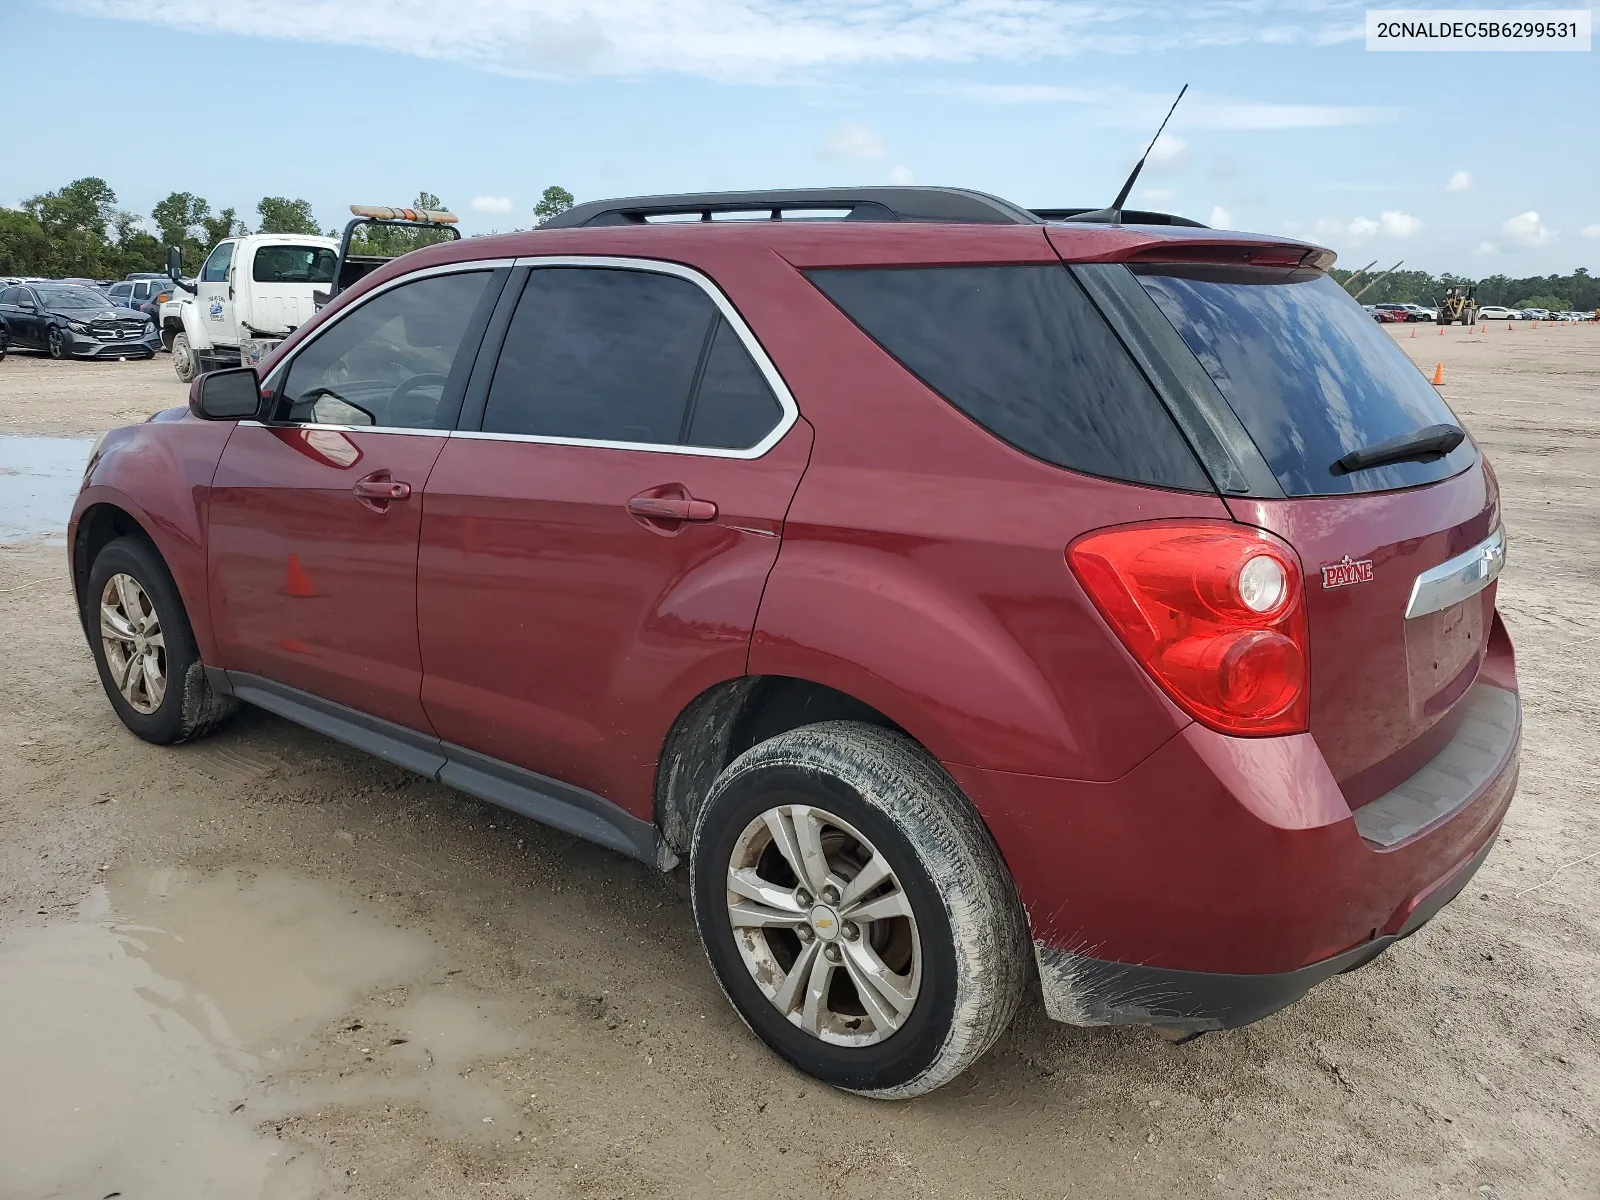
<box><xmin>3</xmin><ymin>0</ymin><xmax>1596</xmax><ymax>275</ymax></box>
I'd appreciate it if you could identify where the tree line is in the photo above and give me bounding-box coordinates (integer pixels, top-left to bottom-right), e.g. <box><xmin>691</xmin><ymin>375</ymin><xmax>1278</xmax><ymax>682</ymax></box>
<box><xmin>0</xmin><ymin>178</ymin><xmax>576</xmax><ymax>281</ymax></box>
<box><xmin>1329</xmin><ymin>265</ymin><xmax>1600</xmax><ymax>313</ymax></box>
<box><xmin>5</xmin><ymin>178</ymin><xmax>1593</xmax><ymax>311</ymax></box>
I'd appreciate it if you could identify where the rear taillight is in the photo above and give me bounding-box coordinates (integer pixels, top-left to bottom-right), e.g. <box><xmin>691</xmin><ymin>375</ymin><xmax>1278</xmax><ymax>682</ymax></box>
<box><xmin>1068</xmin><ymin>522</ymin><xmax>1309</xmax><ymax>736</ymax></box>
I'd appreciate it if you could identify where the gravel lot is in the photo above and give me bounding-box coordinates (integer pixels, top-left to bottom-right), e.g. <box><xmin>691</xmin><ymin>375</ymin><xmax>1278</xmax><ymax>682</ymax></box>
<box><xmin>1</xmin><ymin>327</ymin><xmax>1596</xmax><ymax>1199</ymax></box>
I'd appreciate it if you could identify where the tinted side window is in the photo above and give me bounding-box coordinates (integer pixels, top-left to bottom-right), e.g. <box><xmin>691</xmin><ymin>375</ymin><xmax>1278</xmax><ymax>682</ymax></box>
<box><xmin>280</xmin><ymin>271</ymin><xmax>493</xmax><ymax>430</ymax></box>
<box><xmin>201</xmin><ymin>242</ymin><xmax>235</xmax><ymax>283</ymax></box>
<box><xmin>0</xmin><ymin>287</ymin><xmax>19</xmax><ymax>305</ymax></box>
<box><xmin>684</xmin><ymin>319</ymin><xmax>784</xmax><ymax>449</ymax></box>
<box><xmin>482</xmin><ymin>268</ymin><xmax>715</xmax><ymax>444</ymax></box>
<box><xmin>108</xmin><ymin>284</ymin><xmax>131</xmax><ymax>302</ymax></box>
<box><xmin>807</xmin><ymin>266</ymin><xmax>1209</xmax><ymax>490</ymax></box>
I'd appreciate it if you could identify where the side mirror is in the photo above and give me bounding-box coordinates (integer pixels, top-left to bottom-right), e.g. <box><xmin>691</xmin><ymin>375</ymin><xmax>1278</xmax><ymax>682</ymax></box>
<box><xmin>166</xmin><ymin>247</ymin><xmax>197</xmax><ymax>294</ymax></box>
<box><xmin>190</xmin><ymin>367</ymin><xmax>263</xmax><ymax>421</ymax></box>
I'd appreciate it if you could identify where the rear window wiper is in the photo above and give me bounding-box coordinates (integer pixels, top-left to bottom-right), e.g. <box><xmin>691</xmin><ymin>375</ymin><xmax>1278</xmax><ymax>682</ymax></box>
<box><xmin>1334</xmin><ymin>423</ymin><xmax>1465</xmax><ymax>474</ymax></box>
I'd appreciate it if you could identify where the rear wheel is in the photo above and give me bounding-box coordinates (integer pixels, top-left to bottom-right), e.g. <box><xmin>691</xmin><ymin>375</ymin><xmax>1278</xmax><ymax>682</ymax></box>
<box><xmin>86</xmin><ymin>535</ymin><xmax>236</xmax><ymax>744</ymax></box>
<box><xmin>171</xmin><ymin>333</ymin><xmax>198</xmax><ymax>382</ymax></box>
<box><xmin>689</xmin><ymin>722</ymin><xmax>1029</xmax><ymax>1099</ymax></box>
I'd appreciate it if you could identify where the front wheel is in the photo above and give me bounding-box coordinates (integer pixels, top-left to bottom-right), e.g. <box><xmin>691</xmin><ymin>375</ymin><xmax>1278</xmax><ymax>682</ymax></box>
<box><xmin>86</xmin><ymin>534</ymin><xmax>236</xmax><ymax>744</ymax></box>
<box><xmin>171</xmin><ymin>332</ymin><xmax>198</xmax><ymax>382</ymax></box>
<box><xmin>689</xmin><ymin>722</ymin><xmax>1029</xmax><ymax>1099</ymax></box>
<box><xmin>47</xmin><ymin>326</ymin><xmax>70</xmax><ymax>359</ymax></box>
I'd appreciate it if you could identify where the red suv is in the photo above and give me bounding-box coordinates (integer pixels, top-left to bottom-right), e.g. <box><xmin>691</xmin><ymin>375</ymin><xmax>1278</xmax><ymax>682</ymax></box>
<box><xmin>71</xmin><ymin>188</ymin><xmax>1518</xmax><ymax>1099</ymax></box>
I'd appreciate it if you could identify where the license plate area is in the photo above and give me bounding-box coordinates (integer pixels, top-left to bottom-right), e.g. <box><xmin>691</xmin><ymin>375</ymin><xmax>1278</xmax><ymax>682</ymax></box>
<box><xmin>1405</xmin><ymin>595</ymin><xmax>1485</xmax><ymax>718</ymax></box>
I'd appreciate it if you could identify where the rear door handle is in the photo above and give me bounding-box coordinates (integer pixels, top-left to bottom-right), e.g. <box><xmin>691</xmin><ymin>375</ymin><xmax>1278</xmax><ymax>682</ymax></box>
<box><xmin>627</xmin><ymin>495</ymin><xmax>717</xmax><ymax>522</ymax></box>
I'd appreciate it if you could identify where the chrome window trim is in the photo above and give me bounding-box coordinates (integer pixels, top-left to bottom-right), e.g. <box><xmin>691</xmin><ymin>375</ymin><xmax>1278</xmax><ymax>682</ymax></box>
<box><xmin>259</xmin><ymin>258</ymin><xmax>517</xmax><ymax>406</ymax></box>
<box><xmin>448</xmin><ymin>254</ymin><xmax>799</xmax><ymax>460</ymax></box>
<box><xmin>1405</xmin><ymin>526</ymin><xmax>1506</xmax><ymax>620</ymax></box>
<box><xmin>237</xmin><ymin>420</ymin><xmax>452</xmax><ymax>437</ymax></box>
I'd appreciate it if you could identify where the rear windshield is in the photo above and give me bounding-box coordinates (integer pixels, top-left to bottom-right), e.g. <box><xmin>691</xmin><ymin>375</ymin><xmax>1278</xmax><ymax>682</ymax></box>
<box><xmin>807</xmin><ymin>265</ymin><xmax>1209</xmax><ymax>491</ymax></box>
<box><xmin>1134</xmin><ymin>266</ymin><xmax>1476</xmax><ymax>496</ymax></box>
<box><xmin>253</xmin><ymin>245</ymin><xmax>337</xmax><ymax>284</ymax></box>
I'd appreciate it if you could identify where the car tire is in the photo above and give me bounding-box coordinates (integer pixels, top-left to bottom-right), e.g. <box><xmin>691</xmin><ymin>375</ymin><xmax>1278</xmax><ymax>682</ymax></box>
<box><xmin>689</xmin><ymin>720</ymin><xmax>1029</xmax><ymax>1099</ymax></box>
<box><xmin>172</xmin><ymin>333</ymin><xmax>198</xmax><ymax>382</ymax></box>
<box><xmin>47</xmin><ymin>326</ymin><xmax>70</xmax><ymax>360</ymax></box>
<box><xmin>86</xmin><ymin>534</ymin><xmax>236</xmax><ymax>745</ymax></box>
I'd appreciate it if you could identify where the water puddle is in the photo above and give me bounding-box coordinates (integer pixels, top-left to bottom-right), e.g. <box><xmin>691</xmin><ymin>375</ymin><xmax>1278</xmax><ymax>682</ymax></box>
<box><xmin>0</xmin><ymin>866</ymin><xmax>537</xmax><ymax>1198</ymax></box>
<box><xmin>0</xmin><ymin>434</ymin><xmax>95</xmax><ymax>545</ymax></box>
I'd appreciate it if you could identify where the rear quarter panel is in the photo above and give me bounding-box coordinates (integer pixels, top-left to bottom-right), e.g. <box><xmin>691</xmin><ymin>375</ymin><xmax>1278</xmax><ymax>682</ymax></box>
<box><xmin>722</xmin><ymin>246</ymin><xmax>1232</xmax><ymax>780</ymax></box>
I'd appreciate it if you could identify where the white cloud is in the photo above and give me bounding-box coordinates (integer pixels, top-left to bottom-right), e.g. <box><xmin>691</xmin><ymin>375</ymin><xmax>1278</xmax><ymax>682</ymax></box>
<box><xmin>1209</xmin><ymin>206</ymin><xmax>1232</xmax><ymax>229</ymax></box>
<box><xmin>1447</xmin><ymin>170</ymin><xmax>1471</xmax><ymax>192</ymax></box>
<box><xmin>1379</xmin><ymin>210</ymin><xmax>1421</xmax><ymax>237</ymax></box>
<box><xmin>1147</xmin><ymin>134</ymin><xmax>1187</xmax><ymax>169</ymax></box>
<box><xmin>1501</xmin><ymin>211</ymin><xmax>1556</xmax><ymax>248</ymax></box>
<box><xmin>952</xmin><ymin>83</ymin><xmax>1389</xmax><ymax>130</ymax></box>
<box><xmin>1477</xmin><ymin>241</ymin><xmax>1499</xmax><ymax>255</ymax></box>
<box><xmin>817</xmin><ymin>121</ymin><xmax>886</xmax><ymax>162</ymax></box>
<box><xmin>1342</xmin><ymin>211</ymin><xmax>1420</xmax><ymax>239</ymax></box>
<box><xmin>1313</xmin><ymin>217</ymin><xmax>1345</xmax><ymax>238</ymax></box>
<box><xmin>470</xmin><ymin>195</ymin><xmax>514</xmax><ymax>214</ymax></box>
<box><xmin>1139</xmin><ymin>187</ymin><xmax>1176</xmax><ymax>203</ymax></box>
<box><xmin>51</xmin><ymin>0</ymin><xmax>1424</xmax><ymax>85</ymax></box>
<box><xmin>1581</xmin><ymin>223</ymin><xmax>1600</xmax><ymax>240</ymax></box>
<box><xmin>888</xmin><ymin>165</ymin><xmax>915</xmax><ymax>185</ymax></box>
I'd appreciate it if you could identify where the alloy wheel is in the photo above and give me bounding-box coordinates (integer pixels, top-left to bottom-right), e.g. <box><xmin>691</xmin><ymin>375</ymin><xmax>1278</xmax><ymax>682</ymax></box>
<box><xmin>99</xmin><ymin>573</ymin><xmax>166</xmax><ymax>714</ymax></box>
<box><xmin>725</xmin><ymin>803</ymin><xmax>921</xmax><ymax>1047</ymax></box>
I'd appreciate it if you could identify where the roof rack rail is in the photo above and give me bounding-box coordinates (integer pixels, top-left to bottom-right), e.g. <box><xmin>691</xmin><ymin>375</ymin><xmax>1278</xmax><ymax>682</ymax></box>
<box><xmin>1035</xmin><ymin>207</ymin><xmax>1208</xmax><ymax>228</ymax></box>
<box><xmin>538</xmin><ymin>187</ymin><xmax>1044</xmax><ymax>229</ymax></box>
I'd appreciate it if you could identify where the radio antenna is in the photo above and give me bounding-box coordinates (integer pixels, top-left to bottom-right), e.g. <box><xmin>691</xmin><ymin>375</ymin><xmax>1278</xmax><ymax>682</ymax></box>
<box><xmin>1081</xmin><ymin>84</ymin><xmax>1189</xmax><ymax>225</ymax></box>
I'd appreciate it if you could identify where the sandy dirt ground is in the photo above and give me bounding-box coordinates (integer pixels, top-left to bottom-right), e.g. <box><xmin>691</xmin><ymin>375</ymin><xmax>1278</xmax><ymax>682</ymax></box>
<box><xmin>0</xmin><ymin>327</ymin><xmax>1596</xmax><ymax>1200</ymax></box>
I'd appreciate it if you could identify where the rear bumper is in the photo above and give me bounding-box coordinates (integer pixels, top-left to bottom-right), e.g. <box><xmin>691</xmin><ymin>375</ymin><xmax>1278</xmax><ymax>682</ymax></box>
<box><xmin>1033</xmin><ymin>830</ymin><xmax>1498</xmax><ymax>1031</ymax></box>
<box><xmin>946</xmin><ymin>626</ymin><xmax>1520</xmax><ymax>1030</ymax></box>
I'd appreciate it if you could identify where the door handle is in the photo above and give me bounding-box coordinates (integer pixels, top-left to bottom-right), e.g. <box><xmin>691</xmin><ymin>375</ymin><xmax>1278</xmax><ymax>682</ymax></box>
<box><xmin>627</xmin><ymin>495</ymin><xmax>717</xmax><ymax>522</ymax></box>
<box><xmin>353</xmin><ymin>472</ymin><xmax>411</xmax><ymax>509</ymax></box>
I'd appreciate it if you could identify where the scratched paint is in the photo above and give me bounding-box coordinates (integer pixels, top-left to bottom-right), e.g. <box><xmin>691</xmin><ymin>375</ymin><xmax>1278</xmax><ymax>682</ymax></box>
<box><xmin>0</xmin><ymin>435</ymin><xmax>95</xmax><ymax>545</ymax></box>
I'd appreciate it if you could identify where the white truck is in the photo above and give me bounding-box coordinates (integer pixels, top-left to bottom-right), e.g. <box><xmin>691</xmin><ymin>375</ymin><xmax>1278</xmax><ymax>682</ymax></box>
<box><xmin>161</xmin><ymin>205</ymin><xmax>461</xmax><ymax>382</ymax></box>
<box><xmin>161</xmin><ymin>234</ymin><xmax>340</xmax><ymax>381</ymax></box>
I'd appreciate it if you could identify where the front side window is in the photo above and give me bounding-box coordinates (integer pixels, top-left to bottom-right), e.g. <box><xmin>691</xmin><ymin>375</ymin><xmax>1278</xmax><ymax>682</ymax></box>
<box><xmin>482</xmin><ymin>267</ymin><xmax>783</xmax><ymax>450</ymax></box>
<box><xmin>278</xmin><ymin>271</ymin><xmax>493</xmax><ymax>430</ymax></box>
<box><xmin>0</xmin><ymin>287</ymin><xmax>21</xmax><ymax>305</ymax></box>
<box><xmin>201</xmin><ymin>242</ymin><xmax>235</xmax><ymax>283</ymax></box>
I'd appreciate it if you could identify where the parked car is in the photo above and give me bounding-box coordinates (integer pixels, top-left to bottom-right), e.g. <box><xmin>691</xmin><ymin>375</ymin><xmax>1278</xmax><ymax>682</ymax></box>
<box><xmin>1365</xmin><ymin>304</ymin><xmax>1403</xmax><ymax>323</ymax></box>
<box><xmin>71</xmin><ymin>186</ymin><xmax>1518</xmax><ymax>1098</ymax></box>
<box><xmin>0</xmin><ymin>318</ymin><xmax>8</xmax><ymax>360</ymax></box>
<box><xmin>0</xmin><ymin>282</ymin><xmax>159</xmax><ymax>359</ymax></box>
<box><xmin>1373</xmin><ymin>302</ymin><xmax>1427</xmax><ymax>322</ymax></box>
<box><xmin>107</xmin><ymin>275</ymin><xmax>180</xmax><ymax>339</ymax></box>
<box><xmin>1476</xmin><ymin>305</ymin><xmax>1521</xmax><ymax>321</ymax></box>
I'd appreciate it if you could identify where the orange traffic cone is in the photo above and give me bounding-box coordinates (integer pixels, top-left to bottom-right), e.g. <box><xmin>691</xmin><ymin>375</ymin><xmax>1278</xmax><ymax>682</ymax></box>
<box><xmin>1439</xmin><ymin>326</ymin><xmax>1445</xmax><ymax>335</ymax></box>
<box><xmin>1410</xmin><ymin>328</ymin><xmax>1417</xmax><ymax>338</ymax></box>
<box><xmin>1431</xmin><ymin>363</ymin><xmax>1444</xmax><ymax>386</ymax></box>
<box><xmin>1479</xmin><ymin>324</ymin><xmax>1486</xmax><ymax>333</ymax></box>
